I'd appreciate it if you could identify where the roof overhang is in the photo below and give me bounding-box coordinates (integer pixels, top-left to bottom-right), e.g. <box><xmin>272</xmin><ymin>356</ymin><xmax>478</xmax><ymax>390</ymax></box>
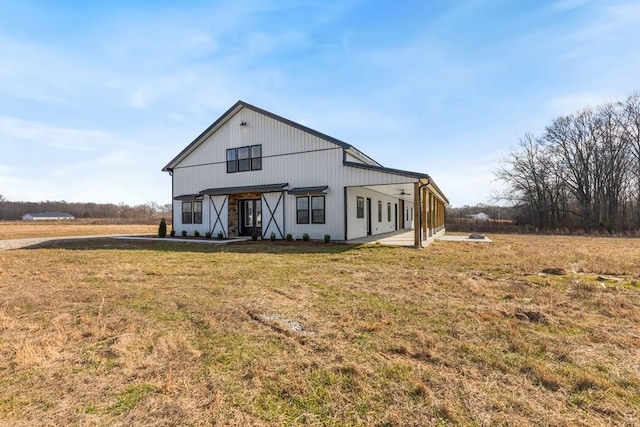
<box><xmin>288</xmin><ymin>186</ymin><xmax>328</xmax><ymax>195</ymax></box>
<box><xmin>173</xmin><ymin>194</ymin><xmax>204</xmax><ymax>200</ymax></box>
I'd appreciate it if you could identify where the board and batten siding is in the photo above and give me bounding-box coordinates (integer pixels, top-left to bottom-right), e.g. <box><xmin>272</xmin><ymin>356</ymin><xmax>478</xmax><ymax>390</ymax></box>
<box><xmin>171</xmin><ymin>108</ymin><xmax>348</xmax><ymax>240</ymax></box>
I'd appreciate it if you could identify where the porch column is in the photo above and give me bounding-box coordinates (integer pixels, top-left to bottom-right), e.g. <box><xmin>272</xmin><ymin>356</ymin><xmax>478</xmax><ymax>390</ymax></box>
<box><xmin>422</xmin><ymin>186</ymin><xmax>428</xmax><ymax>240</ymax></box>
<box><xmin>414</xmin><ymin>182</ymin><xmax>420</xmax><ymax>246</ymax></box>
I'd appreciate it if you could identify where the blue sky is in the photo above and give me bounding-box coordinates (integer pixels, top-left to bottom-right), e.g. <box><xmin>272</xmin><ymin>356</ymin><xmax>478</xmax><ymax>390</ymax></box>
<box><xmin>1</xmin><ymin>0</ymin><xmax>639</xmax><ymax>207</ymax></box>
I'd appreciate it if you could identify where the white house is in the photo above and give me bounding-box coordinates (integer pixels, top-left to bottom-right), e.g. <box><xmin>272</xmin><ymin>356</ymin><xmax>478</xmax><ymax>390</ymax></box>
<box><xmin>22</xmin><ymin>212</ymin><xmax>75</xmax><ymax>221</ymax></box>
<box><xmin>162</xmin><ymin>101</ymin><xmax>448</xmax><ymax>247</ymax></box>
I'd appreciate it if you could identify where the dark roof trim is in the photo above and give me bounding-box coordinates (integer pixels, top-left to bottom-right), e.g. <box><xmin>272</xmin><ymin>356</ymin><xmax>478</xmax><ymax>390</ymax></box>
<box><xmin>200</xmin><ymin>183</ymin><xmax>288</xmax><ymax>196</ymax></box>
<box><xmin>173</xmin><ymin>194</ymin><xmax>204</xmax><ymax>200</ymax></box>
<box><xmin>162</xmin><ymin>100</ymin><xmax>355</xmax><ymax>172</ymax></box>
<box><xmin>288</xmin><ymin>186</ymin><xmax>328</xmax><ymax>195</ymax></box>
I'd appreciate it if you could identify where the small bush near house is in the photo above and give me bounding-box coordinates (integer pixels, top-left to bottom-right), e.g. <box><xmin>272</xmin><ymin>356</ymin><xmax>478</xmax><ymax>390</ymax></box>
<box><xmin>158</xmin><ymin>218</ymin><xmax>167</xmax><ymax>238</ymax></box>
<box><xmin>194</xmin><ymin>230</ymin><xmax>200</xmax><ymax>237</ymax></box>
<box><xmin>302</xmin><ymin>233</ymin><xmax>310</xmax><ymax>241</ymax></box>
<box><xmin>205</xmin><ymin>231</ymin><xmax>212</xmax><ymax>239</ymax></box>
<box><xmin>170</xmin><ymin>230</ymin><xmax>175</xmax><ymax>237</ymax></box>
<box><xmin>181</xmin><ymin>230</ymin><xmax>187</xmax><ymax>237</ymax></box>
<box><xmin>270</xmin><ymin>232</ymin><xmax>276</xmax><ymax>241</ymax></box>
<box><xmin>324</xmin><ymin>234</ymin><xmax>331</xmax><ymax>243</ymax></box>
<box><xmin>218</xmin><ymin>230</ymin><xmax>224</xmax><ymax>240</ymax></box>
<box><xmin>251</xmin><ymin>231</ymin><xmax>259</xmax><ymax>241</ymax></box>
<box><xmin>285</xmin><ymin>233</ymin><xmax>293</xmax><ymax>241</ymax></box>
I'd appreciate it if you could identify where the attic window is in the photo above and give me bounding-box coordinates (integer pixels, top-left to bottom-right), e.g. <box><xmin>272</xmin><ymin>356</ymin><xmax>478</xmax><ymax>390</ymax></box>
<box><xmin>227</xmin><ymin>144</ymin><xmax>262</xmax><ymax>173</ymax></box>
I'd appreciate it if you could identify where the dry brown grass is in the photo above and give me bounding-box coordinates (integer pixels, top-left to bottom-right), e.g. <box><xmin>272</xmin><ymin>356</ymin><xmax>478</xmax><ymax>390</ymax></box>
<box><xmin>0</xmin><ymin>234</ymin><xmax>639</xmax><ymax>426</ymax></box>
<box><xmin>0</xmin><ymin>220</ymin><xmax>157</xmax><ymax>240</ymax></box>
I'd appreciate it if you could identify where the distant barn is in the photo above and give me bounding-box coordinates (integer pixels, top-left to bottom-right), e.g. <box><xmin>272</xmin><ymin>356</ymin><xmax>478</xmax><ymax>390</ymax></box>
<box><xmin>466</xmin><ymin>212</ymin><xmax>491</xmax><ymax>221</ymax></box>
<box><xmin>22</xmin><ymin>212</ymin><xmax>75</xmax><ymax>221</ymax></box>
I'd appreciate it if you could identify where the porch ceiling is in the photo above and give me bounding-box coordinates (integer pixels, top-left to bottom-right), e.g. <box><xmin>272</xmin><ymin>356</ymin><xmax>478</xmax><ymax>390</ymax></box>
<box><xmin>361</xmin><ymin>183</ymin><xmax>416</xmax><ymax>201</ymax></box>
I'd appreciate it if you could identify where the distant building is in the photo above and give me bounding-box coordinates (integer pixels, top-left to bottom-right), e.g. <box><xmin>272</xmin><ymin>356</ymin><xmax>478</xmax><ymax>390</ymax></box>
<box><xmin>467</xmin><ymin>212</ymin><xmax>490</xmax><ymax>221</ymax></box>
<box><xmin>22</xmin><ymin>212</ymin><xmax>75</xmax><ymax>221</ymax></box>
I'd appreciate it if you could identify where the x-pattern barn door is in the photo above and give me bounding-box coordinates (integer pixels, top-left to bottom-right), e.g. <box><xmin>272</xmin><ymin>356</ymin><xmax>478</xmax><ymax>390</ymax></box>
<box><xmin>261</xmin><ymin>192</ymin><xmax>284</xmax><ymax>239</ymax></box>
<box><xmin>209</xmin><ymin>195</ymin><xmax>228</xmax><ymax>237</ymax></box>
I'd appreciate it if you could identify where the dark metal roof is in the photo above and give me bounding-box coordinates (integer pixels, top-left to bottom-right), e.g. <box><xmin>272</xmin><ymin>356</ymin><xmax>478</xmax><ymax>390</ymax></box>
<box><xmin>288</xmin><ymin>186</ymin><xmax>328</xmax><ymax>195</ymax></box>
<box><xmin>200</xmin><ymin>183</ymin><xmax>288</xmax><ymax>196</ymax></box>
<box><xmin>344</xmin><ymin>161</ymin><xmax>427</xmax><ymax>179</ymax></box>
<box><xmin>173</xmin><ymin>194</ymin><xmax>204</xmax><ymax>200</ymax></box>
<box><xmin>162</xmin><ymin>100</ymin><xmax>354</xmax><ymax>172</ymax></box>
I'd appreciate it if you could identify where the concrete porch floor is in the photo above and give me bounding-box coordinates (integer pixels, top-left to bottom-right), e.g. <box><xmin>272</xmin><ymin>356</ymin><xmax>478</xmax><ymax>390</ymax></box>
<box><xmin>347</xmin><ymin>230</ymin><xmax>492</xmax><ymax>247</ymax></box>
<box><xmin>346</xmin><ymin>229</ymin><xmax>419</xmax><ymax>247</ymax></box>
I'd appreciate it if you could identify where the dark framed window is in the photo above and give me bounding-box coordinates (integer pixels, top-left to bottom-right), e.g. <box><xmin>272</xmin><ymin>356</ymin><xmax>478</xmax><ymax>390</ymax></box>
<box><xmin>296</xmin><ymin>197</ymin><xmax>309</xmax><ymax>224</ymax></box>
<box><xmin>193</xmin><ymin>201</ymin><xmax>202</xmax><ymax>224</ymax></box>
<box><xmin>227</xmin><ymin>144</ymin><xmax>262</xmax><ymax>173</ymax></box>
<box><xmin>226</xmin><ymin>149</ymin><xmax>237</xmax><ymax>173</ymax></box>
<box><xmin>356</xmin><ymin>196</ymin><xmax>364</xmax><ymax>219</ymax></box>
<box><xmin>387</xmin><ymin>203</ymin><xmax>391</xmax><ymax>222</ymax></box>
<box><xmin>311</xmin><ymin>196</ymin><xmax>325</xmax><ymax>224</ymax></box>
<box><xmin>182</xmin><ymin>202</ymin><xmax>193</xmax><ymax>224</ymax></box>
<box><xmin>378</xmin><ymin>201</ymin><xmax>382</xmax><ymax>222</ymax></box>
<box><xmin>296</xmin><ymin>195</ymin><xmax>326</xmax><ymax>224</ymax></box>
<box><xmin>251</xmin><ymin>145</ymin><xmax>262</xmax><ymax>170</ymax></box>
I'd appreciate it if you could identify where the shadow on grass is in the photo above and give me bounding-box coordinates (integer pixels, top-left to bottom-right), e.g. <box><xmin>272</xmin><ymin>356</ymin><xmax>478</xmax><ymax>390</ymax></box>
<box><xmin>21</xmin><ymin>237</ymin><xmax>367</xmax><ymax>255</ymax></box>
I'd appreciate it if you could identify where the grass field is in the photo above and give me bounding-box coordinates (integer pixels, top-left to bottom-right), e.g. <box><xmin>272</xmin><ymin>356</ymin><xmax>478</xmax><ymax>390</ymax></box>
<box><xmin>1</xmin><ymin>231</ymin><xmax>639</xmax><ymax>426</ymax></box>
<box><xmin>0</xmin><ymin>220</ymin><xmax>157</xmax><ymax>240</ymax></box>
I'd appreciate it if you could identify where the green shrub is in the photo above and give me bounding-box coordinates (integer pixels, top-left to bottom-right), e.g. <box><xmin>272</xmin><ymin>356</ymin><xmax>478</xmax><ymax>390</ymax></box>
<box><xmin>270</xmin><ymin>232</ymin><xmax>276</xmax><ymax>241</ymax></box>
<box><xmin>181</xmin><ymin>230</ymin><xmax>187</xmax><ymax>237</ymax></box>
<box><xmin>286</xmin><ymin>233</ymin><xmax>293</xmax><ymax>241</ymax></box>
<box><xmin>302</xmin><ymin>233</ymin><xmax>310</xmax><ymax>241</ymax></box>
<box><xmin>324</xmin><ymin>234</ymin><xmax>331</xmax><ymax>243</ymax></box>
<box><xmin>205</xmin><ymin>231</ymin><xmax>212</xmax><ymax>239</ymax></box>
<box><xmin>170</xmin><ymin>230</ymin><xmax>175</xmax><ymax>237</ymax></box>
<box><xmin>251</xmin><ymin>230</ymin><xmax>259</xmax><ymax>241</ymax></box>
<box><xmin>158</xmin><ymin>218</ymin><xmax>167</xmax><ymax>238</ymax></box>
<box><xmin>194</xmin><ymin>230</ymin><xmax>200</xmax><ymax>237</ymax></box>
<box><xmin>218</xmin><ymin>230</ymin><xmax>224</xmax><ymax>240</ymax></box>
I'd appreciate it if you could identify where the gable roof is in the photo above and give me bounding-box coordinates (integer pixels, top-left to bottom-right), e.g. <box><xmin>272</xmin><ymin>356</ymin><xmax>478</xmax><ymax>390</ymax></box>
<box><xmin>162</xmin><ymin>100</ymin><xmax>380</xmax><ymax>172</ymax></box>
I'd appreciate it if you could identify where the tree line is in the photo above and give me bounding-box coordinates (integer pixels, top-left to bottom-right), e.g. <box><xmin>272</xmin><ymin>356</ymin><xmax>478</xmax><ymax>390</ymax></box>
<box><xmin>495</xmin><ymin>93</ymin><xmax>640</xmax><ymax>232</ymax></box>
<box><xmin>0</xmin><ymin>195</ymin><xmax>171</xmax><ymax>222</ymax></box>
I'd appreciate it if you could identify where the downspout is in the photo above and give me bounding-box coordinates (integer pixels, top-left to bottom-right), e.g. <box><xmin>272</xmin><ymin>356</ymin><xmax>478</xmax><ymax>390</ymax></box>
<box><xmin>169</xmin><ymin>170</ymin><xmax>174</xmax><ymax>233</ymax></box>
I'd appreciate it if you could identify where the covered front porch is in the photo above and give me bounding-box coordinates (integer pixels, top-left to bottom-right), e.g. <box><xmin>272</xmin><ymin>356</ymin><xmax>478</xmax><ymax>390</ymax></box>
<box><xmin>354</xmin><ymin>176</ymin><xmax>448</xmax><ymax>248</ymax></box>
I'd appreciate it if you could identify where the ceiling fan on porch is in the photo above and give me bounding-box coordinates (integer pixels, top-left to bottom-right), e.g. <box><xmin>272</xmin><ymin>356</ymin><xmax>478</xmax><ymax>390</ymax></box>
<box><xmin>394</xmin><ymin>189</ymin><xmax>412</xmax><ymax>196</ymax></box>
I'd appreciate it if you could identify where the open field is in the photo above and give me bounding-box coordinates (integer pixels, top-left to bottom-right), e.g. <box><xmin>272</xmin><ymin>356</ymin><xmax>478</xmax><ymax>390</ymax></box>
<box><xmin>1</xmin><ymin>235</ymin><xmax>639</xmax><ymax>426</ymax></box>
<box><xmin>0</xmin><ymin>221</ymin><xmax>157</xmax><ymax>240</ymax></box>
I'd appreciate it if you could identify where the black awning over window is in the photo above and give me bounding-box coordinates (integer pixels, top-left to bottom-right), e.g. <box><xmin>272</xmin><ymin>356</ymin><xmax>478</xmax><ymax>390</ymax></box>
<box><xmin>174</xmin><ymin>194</ymin><xmax>204</xmax><ymax>200</ymax></box>
<box><xmin>200</xmin><ymin>183</ymin><xmax>288</xmax><ymax>196</ymax></box>
<box><xmin>288</xmin><ymin>186</ymin><xmax>328</xmax><ymax>195</ymax></box>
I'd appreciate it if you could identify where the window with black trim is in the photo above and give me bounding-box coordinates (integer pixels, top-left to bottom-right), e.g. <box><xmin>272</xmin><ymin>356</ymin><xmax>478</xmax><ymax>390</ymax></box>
<box><xmin>296</xmin><ymin>197</ymin><xmax>309</xmax><ymax>224</ymax></box>
<box><xmin>182</xmin><ymin>201</ymin><xmax>202</xmax><ymax>224</ymax></box>
<box><xmin>296</xmin><ymin>195</ymin><xmax>326</xmax><ymax>224</ymax></box>
<box><xmin>378</xmin><ymin>201</ymin><xmax>382</xmax><ymax>222</ymax></box>
<box><xmin>227</xmin><ymin>144</ymin><xmax>262</xmax><ymax>173</ymax></box>
<box><xmin>387</xmin><ymin>203</ymin><xmax>391</xmax><ymax>222</ymax></box>
<box><xmin>182</xmin><ymin>202</ymin><xmax>193</xmax><ymax>224</ymax></box>
<box><xmin>356</xmin><ymin>197</ymin><xmax>364</xmax><ymax>218</ymax></box>
<box><xmin>311</xmin><ymin>196</ymin><xmax>325</xmax><ymax>224</ymax></box>
<box><xmin>193</xmin><ymin>201</ymin><xmax>202</xmax><ymax>224</ymax></box>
